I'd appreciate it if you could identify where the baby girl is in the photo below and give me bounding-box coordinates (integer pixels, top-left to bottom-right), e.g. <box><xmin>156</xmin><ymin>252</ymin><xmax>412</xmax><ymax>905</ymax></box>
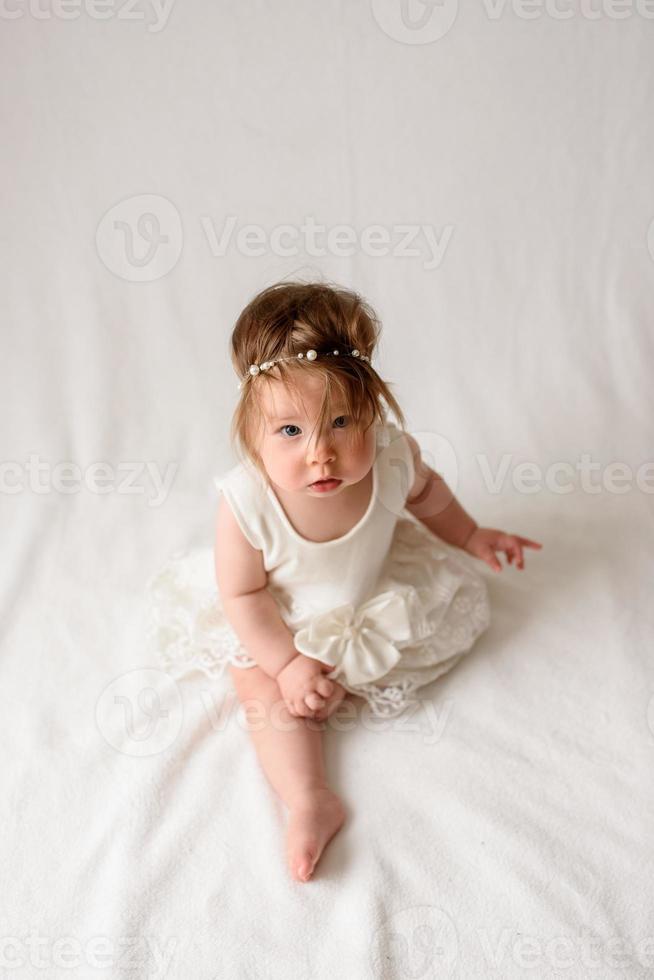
<box><xmin>152</xmin><ymin>279</ymin><xmax>542</xmax><ymax>883</ymax></box>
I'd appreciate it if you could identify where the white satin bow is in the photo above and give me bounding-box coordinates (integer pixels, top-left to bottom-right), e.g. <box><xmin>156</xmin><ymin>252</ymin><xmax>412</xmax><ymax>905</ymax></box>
<box><xmin>293</xmin><ymin>588</ymin><xmax>416</xmax><ymax>686</ymax></box>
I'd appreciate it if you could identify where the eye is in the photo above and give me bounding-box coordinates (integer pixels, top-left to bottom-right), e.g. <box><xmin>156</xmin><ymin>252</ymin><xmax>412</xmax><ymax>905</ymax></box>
<box><xmin>279</xmin><ymin>424</ymin><xmax>301</xmax><ymax>438</ymax></box>
<box><xmin>279</xmin><ymin>416</ymin><xmax>349</xmax><ymax>438</ymax></box>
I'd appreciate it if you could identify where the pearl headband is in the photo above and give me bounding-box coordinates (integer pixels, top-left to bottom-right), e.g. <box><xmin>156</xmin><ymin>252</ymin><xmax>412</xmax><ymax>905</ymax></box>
<box><xmin>237</xmin><ymin>347</ymin><xmax>370</xmax><ymax>390</ymax></box>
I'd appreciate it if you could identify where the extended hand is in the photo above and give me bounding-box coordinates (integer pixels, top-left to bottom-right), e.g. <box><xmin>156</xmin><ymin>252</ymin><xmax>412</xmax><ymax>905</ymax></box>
<box><xmin>463</xmin><ymin>527</ymin><xmax>543</xmax><ymax>572</ymax></box>
<box><xmin>276</xmin><ymin>654</ymin><xmax>335</xmax><ymax>718</ymax></box>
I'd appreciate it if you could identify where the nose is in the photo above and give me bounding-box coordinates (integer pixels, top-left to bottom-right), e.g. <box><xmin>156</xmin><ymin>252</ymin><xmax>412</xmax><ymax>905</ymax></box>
<box><xmin>306</xmin><ymin>428</ymin><xmax>336</xmax><ymax>465</ymax></box>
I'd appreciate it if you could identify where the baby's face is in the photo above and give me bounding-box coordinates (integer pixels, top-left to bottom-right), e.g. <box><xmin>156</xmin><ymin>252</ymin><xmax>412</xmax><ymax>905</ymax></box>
<box><xmin>255</xmin><ymin>373</ymin><xmax>376</xmax><ymax>497</ymax></box>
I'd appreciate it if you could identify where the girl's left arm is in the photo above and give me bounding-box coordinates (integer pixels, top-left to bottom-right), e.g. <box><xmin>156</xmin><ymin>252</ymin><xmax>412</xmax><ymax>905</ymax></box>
<box><xmin>404</xmin><ymin>433</ymin><xmax>543</xmax><ymax>573</ymax></box>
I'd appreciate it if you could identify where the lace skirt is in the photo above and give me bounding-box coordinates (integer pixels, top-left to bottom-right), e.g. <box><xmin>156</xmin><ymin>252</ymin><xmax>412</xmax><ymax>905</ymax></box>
<box><xmin>145</xmin><ymin>518</ymin><xmax>491</xmax><ymax>718</ymax></box>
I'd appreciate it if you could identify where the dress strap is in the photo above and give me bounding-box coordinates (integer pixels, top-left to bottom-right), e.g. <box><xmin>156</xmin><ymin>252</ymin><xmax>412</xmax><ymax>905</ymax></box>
<box><xmin>377</xmin><ymin>420</ymin><xmax>416</xmax><ymax>514</ymax></box>
<box><xmin>214</xmin><ymin>464</ymin><xmax>266</xmax><ymax>551</ymax></box>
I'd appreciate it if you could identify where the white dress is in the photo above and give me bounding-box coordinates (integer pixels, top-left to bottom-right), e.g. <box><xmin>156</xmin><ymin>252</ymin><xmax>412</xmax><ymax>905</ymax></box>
<box><xmin>146</xmin><ymin>419</ymin><xmax>491</xmax><ymax>718</ymax></box>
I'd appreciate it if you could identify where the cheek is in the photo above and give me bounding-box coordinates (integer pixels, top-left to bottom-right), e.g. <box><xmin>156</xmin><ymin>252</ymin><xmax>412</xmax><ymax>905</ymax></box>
<box><xmin>261</xmin><ymin>439</ymin><xmax>300</xmax><ymax>473</ymax></box>
<box><xmin>353</xmin><ymin>427</ymin><xmax>375</xmax><ymax>458</ymax></box>
<box><xmin>357</xmin><ymin>436</ymin><xmax>377</xmax><ymax>475</ymax></box>
<box><xmin>339</xmin><ymin>433</ymin><xmax>374</xmax><ymax>475</ymax></box>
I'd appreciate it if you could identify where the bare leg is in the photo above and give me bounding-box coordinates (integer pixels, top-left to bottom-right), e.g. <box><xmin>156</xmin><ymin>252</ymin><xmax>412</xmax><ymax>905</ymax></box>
<box><xmin>228</xmin><ymin>663</ymin><xmax>347</xmax><ymax>882</ymax></box>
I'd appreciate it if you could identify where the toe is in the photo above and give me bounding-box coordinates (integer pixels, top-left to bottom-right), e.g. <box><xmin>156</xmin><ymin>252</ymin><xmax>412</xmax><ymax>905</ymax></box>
<box><xmin>292</xmin><ymin>841</ymin><xmax>318</xmax><ymax>882</ymax></box>
<box><xmin>297</xmin><ymin>857</ymin><xmax>315</xmax><ymax>881</ymax></box>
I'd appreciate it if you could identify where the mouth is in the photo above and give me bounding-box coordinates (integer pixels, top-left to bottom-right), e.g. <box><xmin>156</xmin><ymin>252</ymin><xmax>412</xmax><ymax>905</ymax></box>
<box><xmin>309</xmin><ymin>478</ymin><xmax>342</xmax><ymax>492</ymax></box>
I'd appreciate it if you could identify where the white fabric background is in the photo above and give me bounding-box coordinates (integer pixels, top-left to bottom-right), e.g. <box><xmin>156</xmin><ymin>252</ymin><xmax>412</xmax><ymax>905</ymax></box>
<box><xmin>2</xmin><ymin>2</ymin><xmax>653</xmax><ymax>977</ymax></box>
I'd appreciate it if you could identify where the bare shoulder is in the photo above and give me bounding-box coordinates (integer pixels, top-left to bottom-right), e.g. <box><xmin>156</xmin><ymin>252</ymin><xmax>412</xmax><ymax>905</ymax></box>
<box><xmin>214</xmin><ymin>493</ymin><xmax>267</xmax><ymax>599</ymax></box>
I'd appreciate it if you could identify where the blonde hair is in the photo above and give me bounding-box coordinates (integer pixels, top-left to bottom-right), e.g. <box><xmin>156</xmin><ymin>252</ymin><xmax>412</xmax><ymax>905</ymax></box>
<box><xmin>229</xmin><ymin>279</ymin><xmax>406</xmax><ymax>484</ymax></box>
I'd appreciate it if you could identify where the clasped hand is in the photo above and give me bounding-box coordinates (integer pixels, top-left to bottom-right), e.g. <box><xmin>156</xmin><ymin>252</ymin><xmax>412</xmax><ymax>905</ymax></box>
<box><xmin>276</xmin><ymin>653</ymin><xmax>340</xmax><ymax>720</ymax></box>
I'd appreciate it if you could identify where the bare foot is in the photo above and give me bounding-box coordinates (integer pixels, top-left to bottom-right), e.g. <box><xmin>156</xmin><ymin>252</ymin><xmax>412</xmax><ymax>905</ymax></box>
<box><xmin>286</xmin><ymin>787</ymin><xmax>346</xmax><ymax>883</ymax></box>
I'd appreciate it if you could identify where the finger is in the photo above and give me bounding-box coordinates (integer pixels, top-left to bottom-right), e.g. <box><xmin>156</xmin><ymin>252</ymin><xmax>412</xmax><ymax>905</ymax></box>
<box><xmin>314</xmin><ymin>698</ymin><xmax>336</xmax><ymax>722</ymax></box>
<box><xmin>321</xmin><ymin>685</ymin><xmax>347</xmax><ymax>719</ymax></box>
<box><xmin>504</xmin><ymin>541</ymin><xmax>521</xmax><ymax>567</ymax></box>
<box><xmin>305</xmin><ymin>692</ymin><xmax>326</xmax><ymax>710</ymax></box>
<box><xmin>313</xmin><ymin>706</ymin><xmax>328</xmax><ymax>722</ymax></box>
<box><xmin>293</xmin><ymin>698</ymin><xmax>310</xmax><ymax>718</ymax></box>
<box><xmin>517</xmin><ymin>537</ymin><xmax>543</xmax><ymax>548</ymax></box>
<box><xmin>500</xmin><ymin>534</ymin><xmax>521</xmax><ymax>551</ymax></box>
<box><xmin>312</xmin><ymin>689</ymin><xmax>336</xmax><ymax>721</ymax></box>
<box><xmin>316</xmin><ymin>677</ymin><xmax>334</xmax><ymax>698</ymax></box>
<box><xmin>482</xmin><ymin>547</ymin><xmax>502</xmax><ymax>572</ymax></box>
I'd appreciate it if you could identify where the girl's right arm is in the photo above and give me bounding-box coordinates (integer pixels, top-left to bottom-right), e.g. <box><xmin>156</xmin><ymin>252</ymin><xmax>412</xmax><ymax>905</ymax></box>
<box><xmin>214</xmin><ymin>493</ymin><xmax>299</xmax><ymax>680</ymax></box>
